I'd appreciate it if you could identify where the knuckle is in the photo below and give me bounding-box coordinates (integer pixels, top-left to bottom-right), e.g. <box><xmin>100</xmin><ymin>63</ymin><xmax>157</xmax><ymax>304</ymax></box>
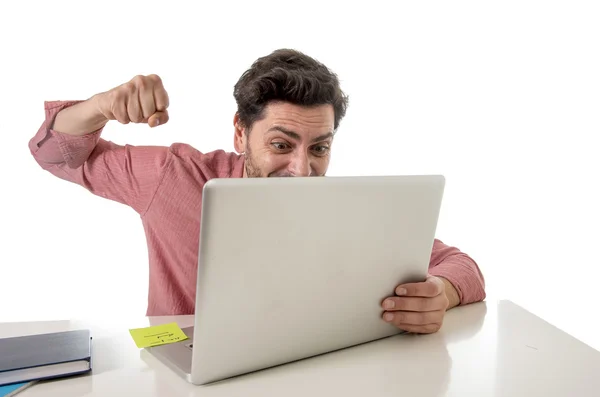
<box><xmin>433</xmin><ymin>294</ymin><xmax>448</xmax><ymax>311</ymax></box>
<box><xmin>147</xmin><ymin>73</ymin><xmax>161</xmax><ymax>83</ymax></box>
<box><xmin>131</xmin><ymin>75</ymin><xmax>147</xmax><ymax>91</ymax></box>
<box><xmin>120</xmin><ymin>82</ymin><xmax>136</xmax><ymax>96</ymax></box>
<box><xmin>110</xmin><ymin>89</ymin><xmax>125</xmax><ymax>102</ymax></box>
<box><xmin>441</xmin><ymin>295</ymin><xmax>450</xmax><ymax>309</ymax></box>
<box><xmin>429</xmin><ymin>284</ymin><xmax>440</xmax><ymax>296</ymax></box>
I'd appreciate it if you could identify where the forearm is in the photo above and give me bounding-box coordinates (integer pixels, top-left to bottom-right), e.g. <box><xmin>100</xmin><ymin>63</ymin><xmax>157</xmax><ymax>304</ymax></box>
<box><xmin>52</xmin><ymin>95</ymin><xmax>108</xmax><ymax>136</ymax></box>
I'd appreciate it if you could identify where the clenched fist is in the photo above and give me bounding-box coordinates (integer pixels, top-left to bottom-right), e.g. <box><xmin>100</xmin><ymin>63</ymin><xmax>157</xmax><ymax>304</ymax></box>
<box><xmin>94</xmin><ymin>74</ymin><xmax>169</xmax><ymax>127</ymax></box>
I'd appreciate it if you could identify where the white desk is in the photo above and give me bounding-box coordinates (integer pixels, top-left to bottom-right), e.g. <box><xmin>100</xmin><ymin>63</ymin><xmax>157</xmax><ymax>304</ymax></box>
<box><xmin>1</xmin><ymin>300</ymin><xmax>599</xmax><ymax>396</ymax></box>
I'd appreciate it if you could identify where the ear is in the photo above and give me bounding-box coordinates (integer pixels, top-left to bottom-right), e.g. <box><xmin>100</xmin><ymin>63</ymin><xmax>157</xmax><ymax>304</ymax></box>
<box><xmin>233</xmin><ymin>113</ymin><xmax>247</xmax><ymax>154</ymax></box>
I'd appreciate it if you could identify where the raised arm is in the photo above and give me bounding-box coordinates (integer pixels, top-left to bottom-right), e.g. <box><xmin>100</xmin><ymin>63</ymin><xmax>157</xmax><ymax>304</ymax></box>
<box><xmin>28</xmin><ymin>75</ymin><xmax>172</xmax><ymax>214</ymax></box>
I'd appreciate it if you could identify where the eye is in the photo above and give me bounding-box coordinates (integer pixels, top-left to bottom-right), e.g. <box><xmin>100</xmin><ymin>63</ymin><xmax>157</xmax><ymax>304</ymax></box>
<box><xmin>271</xmin><ymin>142</ymin><xmax>291</xmax><ymax>151</ymax></box>
<box><xmin>311</xmin><ymin>145</ymin><xmax>330</xmax><ymax>156</ymax></box>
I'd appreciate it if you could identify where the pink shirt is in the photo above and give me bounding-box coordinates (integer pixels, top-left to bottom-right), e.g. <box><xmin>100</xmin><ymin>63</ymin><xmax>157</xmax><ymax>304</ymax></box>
<box><xmin>28</xmin><ymin>100</ymin><xmax>486</xmax><ymax>316</ymax></box>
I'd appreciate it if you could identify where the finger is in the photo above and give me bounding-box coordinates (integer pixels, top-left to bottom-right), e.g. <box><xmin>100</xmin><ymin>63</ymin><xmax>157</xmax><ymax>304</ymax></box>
<box><xmin>139</xmin><ymin>79</ymin><xmax>156</xmax><ymax>121</ymax></box>
<box><xmin>112</xmin><ymin>95</ymin><xmax>130</xmax><ymax>124</ymax></box>
<box><xmin>383</xmin><ymin>309</ymin><xmax>444</xmax><ymax>326</ymax></box>
<box><xmin>381</xmin><ymin>295</ymin><xmax>445</xmax><ymax>312</ymax></box>
<box><xmin>150</xmin><ymin>75</ymin><xmax>169</xmax><ymax>111</ymax></box>
<box><xmin>395</xmin><ymin>275</ymin><xmax>444</xmax><ymax>297</ymax></box>
<box><xmin>389</xmin><ymin>322</ymin><xmax>442</xmax><ymax>334</ymax></box>
<box><xmin>127</xmin><ymin>86</ymin><xmax>143</xmax><ymax>123</ymax></box>
<box><xmin>148</xmin><ymin>110</ymin><xmax>169</xmax><ymax>128</ymax></box>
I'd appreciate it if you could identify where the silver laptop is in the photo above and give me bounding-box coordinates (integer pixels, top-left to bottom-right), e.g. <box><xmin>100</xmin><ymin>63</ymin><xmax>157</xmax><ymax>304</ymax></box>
<box><xmin>146</xmin><ymin>174</ymin><xmax>445</xmax><ymax>385</ymax></box>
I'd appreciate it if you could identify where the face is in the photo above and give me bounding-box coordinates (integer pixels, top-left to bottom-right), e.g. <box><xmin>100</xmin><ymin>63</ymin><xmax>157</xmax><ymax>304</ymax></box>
<box><xmin>233</xmin><ymin>102</ymin><xmax>335</xmax><ymax>178</ymax></box>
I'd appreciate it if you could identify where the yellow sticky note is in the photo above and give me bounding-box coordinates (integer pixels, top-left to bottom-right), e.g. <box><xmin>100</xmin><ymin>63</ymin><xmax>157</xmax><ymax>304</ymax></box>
<box><xmin>129</xmin><ymin>322</ymin><xmax>189</xmax><ymax>348</ymax></box>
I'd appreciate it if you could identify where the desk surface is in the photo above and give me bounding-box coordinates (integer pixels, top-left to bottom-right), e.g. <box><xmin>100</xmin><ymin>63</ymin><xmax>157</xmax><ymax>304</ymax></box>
<box><xmin>1</xmin><ymin>300</ymin><xmax>599</xmax><ymax>397</ymax></box>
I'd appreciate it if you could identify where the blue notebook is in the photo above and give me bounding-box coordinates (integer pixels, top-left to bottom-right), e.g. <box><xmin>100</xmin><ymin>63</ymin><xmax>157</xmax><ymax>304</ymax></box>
<box><xmin>0</xmin><ymin>381</ymin><xmax>35</xmax><ymax>397</ymax></box>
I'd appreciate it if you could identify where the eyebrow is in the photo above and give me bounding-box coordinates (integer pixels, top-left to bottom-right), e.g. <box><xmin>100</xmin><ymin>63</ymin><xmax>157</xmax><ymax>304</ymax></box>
<box><xmin>268</xmin><ymin>126</ymin><xmax>334</xmax><ymax>143</ymax></box>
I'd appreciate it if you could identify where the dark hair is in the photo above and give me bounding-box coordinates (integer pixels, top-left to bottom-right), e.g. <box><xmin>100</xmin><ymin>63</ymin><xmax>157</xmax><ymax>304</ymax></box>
<box><xmin>233</xmin><ymin>49</ymin><xmax>349</xmax><ymax>132</ymax></box>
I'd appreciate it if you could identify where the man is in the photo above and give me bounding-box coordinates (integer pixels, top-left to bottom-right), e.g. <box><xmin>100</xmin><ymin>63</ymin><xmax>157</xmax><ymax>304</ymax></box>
<box><xmin>28</xmin><ymin>48</ymin><xmax>485</xmax><ymax>334</ymax></box>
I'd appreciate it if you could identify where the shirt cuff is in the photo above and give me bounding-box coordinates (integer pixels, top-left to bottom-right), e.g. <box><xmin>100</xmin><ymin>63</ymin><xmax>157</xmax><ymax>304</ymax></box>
<box><xmin>29</xmin><ymin>100</ymin><xmax>103</xmax><ymax>169</ymax></box>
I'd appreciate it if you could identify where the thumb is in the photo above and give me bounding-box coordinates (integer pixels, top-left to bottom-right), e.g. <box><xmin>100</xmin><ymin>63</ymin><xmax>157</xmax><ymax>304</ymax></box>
<box><xmin>148</xmin><ymin>110</ymin><xmax>169</xmax><ymax>128</ymax></box>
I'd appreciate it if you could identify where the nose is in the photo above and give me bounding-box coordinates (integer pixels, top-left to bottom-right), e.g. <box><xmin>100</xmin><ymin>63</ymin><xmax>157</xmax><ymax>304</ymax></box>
<box><xmin>289</xmin><ymin>153</ymin><xmax>311</xmax><ymax>177</ymax></box>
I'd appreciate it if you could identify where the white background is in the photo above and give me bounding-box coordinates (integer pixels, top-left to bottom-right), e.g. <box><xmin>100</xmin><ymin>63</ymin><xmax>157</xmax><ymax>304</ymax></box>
<box><xmin>1</xmin><ymin>0</ymin><xmax>598</xmax><ymax>351</ymax></box>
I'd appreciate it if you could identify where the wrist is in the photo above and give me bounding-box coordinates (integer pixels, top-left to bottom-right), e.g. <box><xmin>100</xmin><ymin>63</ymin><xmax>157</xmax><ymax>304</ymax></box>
<box><xmin>440</xmin><ymin>277</ymin><xmax>460</xmax><ymax>309</ymax></box>
<box><xmin>89</xmin><ymin>93</ymin><xmax>111</xmax><ymax>124</ymax></box>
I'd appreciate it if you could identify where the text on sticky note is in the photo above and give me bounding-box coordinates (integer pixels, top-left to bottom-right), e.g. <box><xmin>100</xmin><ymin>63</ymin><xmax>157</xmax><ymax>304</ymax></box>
<box><xmin>129</xmin><ymin>322</ymin><xmax>188</xmax><ymax>348</ymax></box>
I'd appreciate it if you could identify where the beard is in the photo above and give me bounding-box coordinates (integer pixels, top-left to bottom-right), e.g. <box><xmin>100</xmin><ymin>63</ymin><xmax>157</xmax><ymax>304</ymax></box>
<box><xmin>243</xmin><ymin>144</ymin><xmax>264</xmax><ymax>178</ymax></box>
<box><xmin>244</xmin><ymin>144</ymin><xmax>296</xmax><ymax>178</ymax></box>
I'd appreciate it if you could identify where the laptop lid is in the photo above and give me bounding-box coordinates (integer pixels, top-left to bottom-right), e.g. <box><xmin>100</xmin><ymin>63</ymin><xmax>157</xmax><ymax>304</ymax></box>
<box><xmin>190</xmin><ymin>175</ymin><xmax>445</xmax><ymax>384</ymax></box>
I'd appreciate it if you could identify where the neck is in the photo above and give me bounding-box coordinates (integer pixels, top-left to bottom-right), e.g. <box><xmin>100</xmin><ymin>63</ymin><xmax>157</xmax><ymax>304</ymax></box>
<box><xmin>242</xmin><ymin>157</ymin><xmax>248</xmax><ymax>178</ymax></box>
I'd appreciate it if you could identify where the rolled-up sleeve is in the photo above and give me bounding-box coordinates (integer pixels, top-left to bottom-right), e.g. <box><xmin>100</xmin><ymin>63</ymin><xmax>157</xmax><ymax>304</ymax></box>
<box><xmin>428</xmin><ymin>239</ymin><xmax>486</xmax><ymax>305</ymax></box>
<box><xmin>28</xmin><ymin>100</ymin><xmax>171</xmax><ymax>214</ymax></box>
<box><xmin>29</xmin><ymin>100</ymin><xmax>103</xmax><ymax>169</ymax></box>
